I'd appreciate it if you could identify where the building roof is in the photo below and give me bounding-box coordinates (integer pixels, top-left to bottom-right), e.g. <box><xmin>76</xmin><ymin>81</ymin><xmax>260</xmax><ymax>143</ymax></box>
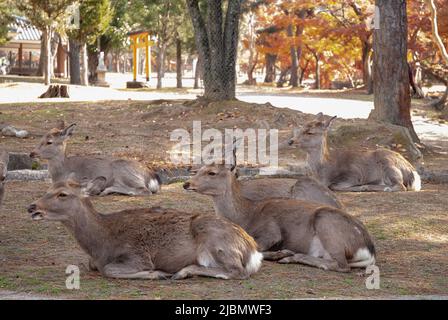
<box><xmin>8</xmin><ymin>16</ymin><xmax>41</xmax><ymax>42</ymax></box>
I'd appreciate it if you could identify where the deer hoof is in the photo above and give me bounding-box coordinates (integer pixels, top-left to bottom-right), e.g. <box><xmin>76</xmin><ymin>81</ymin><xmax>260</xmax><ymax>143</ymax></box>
<box><xmin>383</xmin><ymin>187</ymin><xmax>392</xmax><ymax>192</ymax></box>
<box><xmin>171</xmin><ymin>271</ymin><xmax>189</xmax><ymax>280</ymax></box>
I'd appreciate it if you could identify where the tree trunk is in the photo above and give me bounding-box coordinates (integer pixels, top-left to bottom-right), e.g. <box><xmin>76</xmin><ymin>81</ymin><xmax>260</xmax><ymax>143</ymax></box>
<box><xmin>361</xmin><ymin>40</ymin><xmax>373</xmax><ymax>94</ymax></box>
<box><xmin>369</xmin><ymin>0</ymin><xmax>419</xmax><ymax>142</ymax></box>
<box><xmin>156</xmin><ymin>43</ymin><xmax>166</xmax><ymax>89</ymax></box>
<box><xmin>264</xmin><ymin>54</ymin><xmax>277</xmax><ymax>83</ymax></box>
<box><xmin>88</xmin><ymin>49</ymin><xmax>99</xmax><ymax>83</ymax></box>
<box><xmin>194</xmin><ymin>57</ymin><xmax>201</xmax><ymax>89</ymax></box>
<box><xmin>314</xmin><ymin>54</ymin><xmax>320</xmax><ymax>89</ymax></box>
<box><xmin>176</xmin><ymin>38</ymin><xmax>182</xmax><ymax>88</ymax></box>
<box><xmin>186</xmin><ymin>0</ymin><xmax>242</xmax><ymax>101</ymax></box>
<box><xmin>68</xmin><ymin>38</ymin><xmax>81</xmax><ymax>85</ymax></box>
<box><xmin>276</xmin><ymin>67</ymin><xmax>291</xmax><ymax>88</ymax></box>
<box><xmin>80</xmin><ymin>43</ymin><xmax>88</xmax><ymax>86</ymax></box>
<box><xmin>43</xmin><ymin>27</ymin><xmax>53</xmax><ymax>85</ymax></box>
<box><xmin>287</xmin><ymin>24</ymin><xmax>298</xmax><ymax>87</ymax></box>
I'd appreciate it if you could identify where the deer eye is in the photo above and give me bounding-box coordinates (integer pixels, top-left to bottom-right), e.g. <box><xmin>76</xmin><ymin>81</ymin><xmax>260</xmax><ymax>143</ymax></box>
<box><xmin>58</xmin><ymin>192</ymin><xmax>68</xmax><ymax>198</ymax></box>
<box><xmin>46</xmin><ymin>141</ymin><xmax>53</xmax><ymax>145</ymax></box>
<box><xmin>208</xmin><ymin>172</ymin><xmax>217</xmax><ymax>176</ymax></box>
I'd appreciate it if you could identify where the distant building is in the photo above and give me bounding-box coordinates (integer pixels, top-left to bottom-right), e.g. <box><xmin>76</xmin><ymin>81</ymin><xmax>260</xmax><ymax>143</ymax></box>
<box><xmin>0</xmin><ymin>16</ymin><xmax>68</xmax><ymax>77</ymax></box>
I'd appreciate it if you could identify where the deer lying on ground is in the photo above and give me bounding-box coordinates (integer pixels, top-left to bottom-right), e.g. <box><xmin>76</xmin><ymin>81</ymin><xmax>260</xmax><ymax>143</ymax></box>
<box><xmin>27</xmin><ymin>178</ymin><xmax>262</xmax><ymax>280</ymax></box>
<box><xmin>30</xmin><ymin>122</ymin><xmax>161</xmax><ymax>196</ymax></box>
<box><xmin>0</xmin><ymin>150</ymin><xmax>8</xmax><ymax>207</ymax></box>
<box><xmin>184</xmin><ymin>164</ymin><xmax>376</xmax><ymax>272</ymax></box>
<box><xmin>239</xmin><ymin>174</ymin><xmax>343</xmax><ymax>209</ymax></box>
<box><xmin>287</xmin><ymin>113</ymin><xmax>421</xmax><ymax>192</ymax></box>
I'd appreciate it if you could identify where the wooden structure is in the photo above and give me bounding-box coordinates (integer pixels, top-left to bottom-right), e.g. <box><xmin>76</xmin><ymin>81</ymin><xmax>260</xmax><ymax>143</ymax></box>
<box><xmin>128</xmin><ymin>31</ymin><xmax>154</xmax><ymax>83</ymax></box>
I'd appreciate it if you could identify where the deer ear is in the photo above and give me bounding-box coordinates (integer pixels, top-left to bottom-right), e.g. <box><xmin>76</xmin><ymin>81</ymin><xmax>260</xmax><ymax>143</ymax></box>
<box><xmin>324</xmin><ymin>116</ymin><xmax>337</xmax><ymax>128</ymax></box>
<box><xmin>60</xmin><ymin>123</ymin><xmax>76</xmax><ymax>138</ymax></box>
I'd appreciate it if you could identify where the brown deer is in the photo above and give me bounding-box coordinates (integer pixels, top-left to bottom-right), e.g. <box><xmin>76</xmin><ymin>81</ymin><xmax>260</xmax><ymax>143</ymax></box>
<box><xmin>287</xmin><ymin>113</ymin><xmax>421</xmax><ymax>192</ymax></box>
<box><xmin>239</xmin><ymin>175</ymin><xmax>343</xmax><ymax>209</ymax></box>
<box><xmin>30</xmin><ymin>123</ymin><xmax>161</xmax><ymax>196</ymax></box>
<box><xmin>27</xmin><ymin>178</ymin><xmax>262</xmax><ymax>280</ymax></box>
<box><xmin>184</xmin><ymin>164</ymin><xmax>376</xmax><ymax>272</ymax></box>
<box><xmin>0</xmin><ymin>150</ymin><xmax>8</xmax><ymax>207</ymax></box>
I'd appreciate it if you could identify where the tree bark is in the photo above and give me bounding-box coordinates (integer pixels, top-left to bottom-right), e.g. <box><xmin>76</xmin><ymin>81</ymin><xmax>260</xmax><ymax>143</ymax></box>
<box><xmin>286</xmin><ymin>24</ymin><xmax>298</xmax><ymax>87</ymax></box>
<box><xmin>43</xmin><ymin>27</ymin><xmax>53</xmax><ymax>85</ymax></box>
<box><xmin>186</xmin><ymin>0</ymin><xmax>243</xmax><ymax>101</ymax></box>
<box><xmin>361</xmin><ymin>40</ymin><xmax>373</xmax><ymax>94</ymax></box>
<box><xmin>369</xmin><ymin>0</ymin><xmax>419</xmax><ymax>142</ymax></box>
<box><xmin>264</xmin><ymin>53</ymin><xmax>277</xmax><ymax>83</ymax></box>
<box><xmin>156</xmin><ymin>42</ymin><xmax>166</xmax><ymax>89</ymax></box>
<box><xmin>426</xmin><ymin>0</ymin><xmax>448</xmax><ymax>65</ymax></box>
<box><xmin>69</xmin><ymin>38</ymin><xmax>81</xmax><ymax>85</ymax></box>
<box><xmin>36</xmin><ymin>35</ymin><xmax>45</xmax><ymax>76</ymax></box>
<box><xmin>80</xmin><ymin>43</ymin><xmax>88</xmax><ymax>86</ymax></box>
<box><xmin>176</xmin><ymin>38</ymin><xmax>182</xmax><ymax>88</ymax></box>
<box><xmin>314</xmin><ymin>53</ymin><xmax>320</xmax><ymax>89</ymax></box>
<box><xmin>194</xmin><ymin>56</ymin><xmax>201</xmax><ymax>89</ymax></box>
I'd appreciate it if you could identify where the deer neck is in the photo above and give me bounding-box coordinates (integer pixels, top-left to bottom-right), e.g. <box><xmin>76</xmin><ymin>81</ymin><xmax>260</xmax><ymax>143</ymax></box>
<box><xmin>62</xmin><ymin>201</ymin><xmax>110</xmax><ymax>260</ymax></box>
<box><xmin>212</xmin><ymin>177</ymin><xmax>254</xmax><ymax>229</ymax></box>
<box><xmin>306</xmin><ymin>136</ymin><xmax>330</xmax><ymax>179</ymax></box>
<box><xmin>47</xmin><ymin>152</ymin><xmax>67</xmax><ymax>181</ymax></box>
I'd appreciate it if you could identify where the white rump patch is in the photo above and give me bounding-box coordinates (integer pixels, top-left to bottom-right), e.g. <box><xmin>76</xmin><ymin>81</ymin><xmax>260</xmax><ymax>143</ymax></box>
<box><xmin>349</xmin><ymin>247</ymin><xmax>375</xmax><ymax>268</ymax></box>
<box><xmin>410</xmin><ymin>171</ymin><xmax>421</xmax><ymax>191</ymax></box>
<box><xmin>148</xmin><ymin>178</ymin><xmax>160</xmax><ymax>193</ymax></box>
<box><xmin>245</xmin><ymin>251</ymin><xmax>263</xmax><ymax>275</ymax></box>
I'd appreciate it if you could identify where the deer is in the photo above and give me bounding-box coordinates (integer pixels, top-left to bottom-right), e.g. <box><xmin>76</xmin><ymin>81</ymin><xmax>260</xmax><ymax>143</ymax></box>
<box><xmin>287</xmin><ymin>113</ymin><xmax>421</xmax><ymax>192</ymax></box>
<box><xmin>0</xmin><ymin>150</ymin><xmax>8</xmax><ymax>207</ymax></box>
<box><xmin>237</xmin><ymin>173</ymin><xmax>343</xmax><ymax>209</ymax></box>
<box><xmin>27</xmin><ymin>178</ymin><xmax>263</xmax><ymax>280</ymax></box>
<box><xmin>30</xmin><ymin>122</ymin><xmax>161</xmax><ymax>196</ymax></box>
<box><xmin>183</xmin><ymin>163</ymin><xmax>376</xmax><ymax>273</ymax></box>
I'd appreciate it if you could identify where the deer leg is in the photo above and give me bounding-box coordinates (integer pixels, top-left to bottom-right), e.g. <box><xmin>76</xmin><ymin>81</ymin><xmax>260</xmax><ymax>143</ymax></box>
<box><xmin>331</xmin><ymin>183</ymin><xmax>403</xmax><ymax>192</ymax></box>
<box><xmin>88</xmin><ymin>258</ymin><xmax>98</xmax><ymax>272</ymax></box>
<box><xmin>278</xmin><ymin>253</ymin><xmax>349</xmax><ymax>272</ymax></box>
<box><xmin>262</xmin><ymin>250</ymin><xmax>295</xmax><ymax>261</ymax></box>
<box><xmin>171</xmin><ymin>265</ymin><xmax>245</xmax><ymax>280</ymax></box>
<box><xmin>102</xmin><ymin>263</ymin><xmax>171</xmax><ymax>280</ymax></box>
<box><xmin>100</xmin><ymin>186</ymin><xmax>147</xmax><ymax>196</ymax></box>
<box><xmin>252</xmin><ymin>222</ymin><xmax>283</xmax><ymax>252</ymax></box>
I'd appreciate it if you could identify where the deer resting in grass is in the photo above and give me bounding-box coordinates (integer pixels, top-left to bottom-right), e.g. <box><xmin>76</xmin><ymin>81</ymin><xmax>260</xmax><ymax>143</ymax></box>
<box><xmin>287</xmin><ymin>113</ymin><xmax>421</xmax><ymax>192</ymax></box>
<box><xmin>30</xmin><ymin>123</ymin><xmax>161</xmax><ymax>196</ymax></box>
<box><xmin>184</xmin><ymin>164</ymin><xmax>376</xmax><ymax>272</ymax></box>
<box><xmin>27</xmin><ymin>178</ymin><xmax>262</xmax><ymax>280</ymax></box>
<box><xmin>0</xmin><ymin>150</ymin><xmax>8</xmax><ymax>207</ymax></box>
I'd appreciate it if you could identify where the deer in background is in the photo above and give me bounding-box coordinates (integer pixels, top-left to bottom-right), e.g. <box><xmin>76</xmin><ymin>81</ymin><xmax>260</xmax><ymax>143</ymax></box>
<box><xmin>287</xmin><ymin>113</ymin><xmax>421</xmax><ymax>192</ymax></box>
<box><xmin>30</xmin><ymin>122</ymin><xmax>161</xmax><ymax>196</ymax></box>
<box><xmin>27</xmin><ymin>178</ymin><xmax>262</xmax><ymax>280</ymax></box>
<box><xmin>0</xmin><ymin>150</ymin><xmax>8</xmax><ymax>207</ymax></box>
<box><xmin>184</xmin><ymin>164</ymin><xmax>376</xmax><ymax>272</ymax></box>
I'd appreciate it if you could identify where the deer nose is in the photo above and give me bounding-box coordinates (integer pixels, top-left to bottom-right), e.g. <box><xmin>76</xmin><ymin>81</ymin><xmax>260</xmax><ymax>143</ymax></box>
<box><xmin>288</xmin><ymin>139</ymin><xmax>294</xmax><ymax>146</ymax></box>
<box><xmin>183</xmin><ymin>182</ymin><xmax>190</xmax><ymax>190</ymax></box>
<box><xmin>27</xmin><ymin>203</ymin><xmax>37</xmax><ymax>213</ymax></box>
<box><xmin>29</xmin><ymin>151</ymin><xmax>37</xmax><ymax>158</ymax></box>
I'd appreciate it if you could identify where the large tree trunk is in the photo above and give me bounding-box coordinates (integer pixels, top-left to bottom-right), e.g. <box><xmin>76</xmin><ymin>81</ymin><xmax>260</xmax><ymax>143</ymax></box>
<box><xmin>369</xmin><ymin>0</ymin><xmax>419</xmax><ymax>142</ymax></box>
<box><xmin>68</xmin><ymin>38</ymin><xmax>81</xmax><ymax>85</ymax></box>
<box><xmin>186</xmin><ymin>0</ymin><xmax>242</xmax><ymax>101</ymax></box>
<box><xmin>176</xmin><ymin>38</ymin><xmax>182</xmax><ymax>88</ymax></box>
<box><xmin>80</xmin><ymin>43</ymin><xmax>88</xmax><ymax>86</ymax></box>
<box><xmin>361</xmin><ymin>40</ymin><xmax>373</xmax><ymax>94</ymax></box>
<box><xmin>88</xmin><ymin>49</ymin><xmax>99</xmax><ymax>83</ymax></box>
<box><xmin>264</xmin><ymin>54</ymin><xmax>277</xmax><ymax>83</ymax></box>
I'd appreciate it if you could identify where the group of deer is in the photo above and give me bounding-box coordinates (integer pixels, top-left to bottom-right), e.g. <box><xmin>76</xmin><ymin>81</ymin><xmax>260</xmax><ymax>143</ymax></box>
<box><xmin>1</xmin><ymin>112</ymin><xmax>421</xmax><ymax>280</ymax></box>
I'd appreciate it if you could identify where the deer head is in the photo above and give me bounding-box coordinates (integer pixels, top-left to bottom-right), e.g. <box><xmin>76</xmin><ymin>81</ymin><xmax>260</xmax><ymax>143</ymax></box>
<box><xmin>30</xmin><ymin>122</ymin><xmax>76</xmax><ymax>160</ymax></box>
<box><xmin>27</xmin><ymin>177</ymin><xmax>105</xmax><ymax>221</ymax></box>
<box><xmin>287</xmin><ymin>113</ymin><xmax>337</xmax><ymax>151</ymax></box>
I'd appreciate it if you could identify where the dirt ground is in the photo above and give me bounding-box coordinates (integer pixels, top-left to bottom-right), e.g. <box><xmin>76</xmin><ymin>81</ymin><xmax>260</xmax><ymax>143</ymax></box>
<box><xmin>0</xmin><ymin>93</ymin><xmax>447</xmax><ymax>299</ymax></box>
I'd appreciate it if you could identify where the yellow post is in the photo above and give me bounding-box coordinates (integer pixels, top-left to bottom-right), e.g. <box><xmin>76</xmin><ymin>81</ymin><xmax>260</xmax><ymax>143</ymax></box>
<box><xmin>132</xmin><ymin>35</ymin><xmax>137</xmax><ymax>81</ymax></box>
<box><xmin>145</xmin><ymin>35</ymin><xmax>150</xmax><ymax>82</ymax></box>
